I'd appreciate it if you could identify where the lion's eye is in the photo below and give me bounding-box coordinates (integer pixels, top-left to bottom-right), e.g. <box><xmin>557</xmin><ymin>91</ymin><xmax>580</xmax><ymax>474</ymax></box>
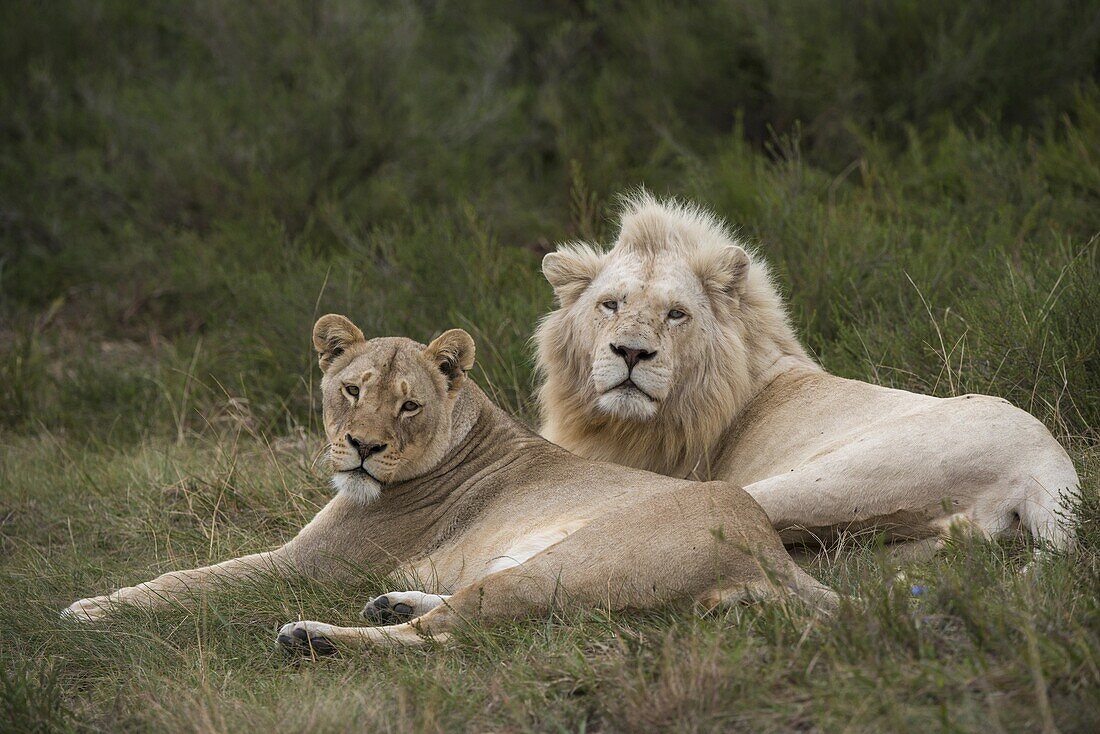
<box><xmin>600</xmin><ymin>300</ymin><xmax>619</xmax><ymax>312</ymax></box>
<box><xmin>667</xmin><ymin>309</ymin><xmax>686</xmax><ymax>321</ymax></box>
<box><xmin>345</xmin><ymin>385</ymin><xmax>360</xmax><ymax>397</ymax></box>
<box><xmin>401</xmin><ymin>400</ymin><xmax>421</xmax><ymax>413</ymax></box>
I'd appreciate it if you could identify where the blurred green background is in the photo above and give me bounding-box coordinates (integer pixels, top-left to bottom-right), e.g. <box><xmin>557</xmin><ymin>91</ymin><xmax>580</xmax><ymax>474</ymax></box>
<box><xmin>2</xmin><ymin>0</ymin><xmax>1098</xmax><ymax>443</ymax></box>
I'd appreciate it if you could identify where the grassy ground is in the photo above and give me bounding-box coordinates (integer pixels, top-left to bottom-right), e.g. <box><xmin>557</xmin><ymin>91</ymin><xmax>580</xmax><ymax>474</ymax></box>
<box><xmin>2</xmin><ymin>1</ymin><xmax>1099</xmax><ymax>731</ymax></box>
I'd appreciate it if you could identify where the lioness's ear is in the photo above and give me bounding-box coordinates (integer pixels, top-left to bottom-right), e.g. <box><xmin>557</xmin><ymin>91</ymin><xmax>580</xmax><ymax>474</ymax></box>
<box><xmin>313</xmin><ymin>314</ymin><xmax>366</xmax><ymax>371</ymax></box>
<box><xmin>695</xmin><ymin>245</ymin><xmax>750</xmax><ymax>303</ymax></box>
<box><xmin>424</xmin><ymin>329</ymin><xmax>476</xmax><ymax>393</ymax></box>
<box><xmin>542</xmin><ymin>243</ymin><xmax>606</xmax><ymax>306</ymax></box>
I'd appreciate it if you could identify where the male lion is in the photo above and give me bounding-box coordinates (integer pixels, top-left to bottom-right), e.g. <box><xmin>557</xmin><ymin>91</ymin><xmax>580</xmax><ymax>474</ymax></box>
<box><xmin>536</xmin><ymin>194</ymin><xmax>1079</xmax><ymax>555</ymax></box>
<box><xmin>64</xmin><ymin>315</ymin><xmax>835</xmax><ymax>650</ymax></box>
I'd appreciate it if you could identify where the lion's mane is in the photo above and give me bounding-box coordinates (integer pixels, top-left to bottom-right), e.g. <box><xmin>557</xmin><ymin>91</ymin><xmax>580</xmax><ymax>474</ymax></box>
<box><xmin>534</xmin><ymin>193</ymin><xmax>818</xmax><ymax>476</ymax></box>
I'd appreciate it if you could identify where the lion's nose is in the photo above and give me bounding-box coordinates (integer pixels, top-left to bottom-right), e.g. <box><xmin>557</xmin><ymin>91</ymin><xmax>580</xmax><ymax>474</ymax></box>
<box><xmin>610</xmin><ymin>343</ymin><xmax>657</xmax><ymax>369</ymax></box>
<box><xmin>346</xmin><ymin>434</ymin><xmax>388</xmax><ymax>460</ymax></box>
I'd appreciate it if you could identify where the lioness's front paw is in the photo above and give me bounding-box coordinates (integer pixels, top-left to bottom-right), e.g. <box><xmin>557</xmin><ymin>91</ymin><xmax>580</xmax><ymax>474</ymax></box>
<box><xmin>277</xmin><ymin>621</ymin><xmax>338</xmax><ymax>657</ymax></box>
<box><xmin>61</xmin><ymin>596</ymin><xmax>113</xmax><ymax>623</ymax></box>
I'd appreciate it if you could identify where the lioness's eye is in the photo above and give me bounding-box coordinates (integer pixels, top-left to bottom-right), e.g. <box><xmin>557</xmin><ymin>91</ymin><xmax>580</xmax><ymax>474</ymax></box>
<box><xmin>345</xmin><ymin>385</ymin><xmax>360</xmax><ymax>397</ymax></box>
<box><xmin>401</xmin><ymin>400</ymin><xmax>420</xmax><ymax>413</ymax></box>
<box><xmin>668</xmin><ymin>309</ymin><xmax>686</xmax><ymax>321</ymax></box>
<box><xmin>600</xmin><ymin>300</ymin><xmax>619</xmax><ymax>312</ymax></box>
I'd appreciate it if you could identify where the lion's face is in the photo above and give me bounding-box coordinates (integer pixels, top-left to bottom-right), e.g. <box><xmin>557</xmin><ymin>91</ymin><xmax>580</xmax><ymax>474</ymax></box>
<box><xmin>575</xmin><ymin>252</ymin><xmax>722</xmax><ymax>421</ymax></box>
<box><xmin>312</xmin><ymin>315</ymin><xmax>475</xmax><ymax>503</ymax></box>
<box><xmin>539</xmin><ymin>222</ymin><xmax>751</xmax><ymax>426</ymax></box>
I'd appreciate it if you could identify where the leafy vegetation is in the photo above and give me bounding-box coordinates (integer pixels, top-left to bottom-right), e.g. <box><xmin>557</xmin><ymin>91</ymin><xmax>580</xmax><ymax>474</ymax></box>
<box><xmin>1</xmin><ymin>1</ymin><xmax>1098</xmax><ymax>730</ymax></box>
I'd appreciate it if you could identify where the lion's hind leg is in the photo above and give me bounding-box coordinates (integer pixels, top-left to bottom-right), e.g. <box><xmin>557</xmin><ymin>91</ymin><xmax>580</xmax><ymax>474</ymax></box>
<box><xmin>278</xmin><ymin>616</ymin><xmax>450</xmax><ymax>654</ymax></box>
<box><xmin>696</xmin><ymin>580</ymin><xmax>775</xmax><ymax>610</ymax></box>
<box><xmin>398</xmin><ymin>481</ymin><xmax>836</xmax><ymax>624</ymax></box>
<box><xmin>361</xmin><ymin>591</ymin><xmax>450</xmax><ymax>624</ymax></box>
<box><xmin>699</xmin><ymin>563</ymin><xmax>840</xmax><ymax>614</ymax></box>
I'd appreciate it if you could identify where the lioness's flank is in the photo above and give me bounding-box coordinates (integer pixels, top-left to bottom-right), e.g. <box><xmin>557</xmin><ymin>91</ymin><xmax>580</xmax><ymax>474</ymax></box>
<box><xmin>536</xmin><ymin>193</ymin><xmax>1079</xmax><ymax>555</ymax></box>
<box><xmin>64</xmin><ymin>315</ymin><xmax>835</xmax><ymax>651</ymax></box>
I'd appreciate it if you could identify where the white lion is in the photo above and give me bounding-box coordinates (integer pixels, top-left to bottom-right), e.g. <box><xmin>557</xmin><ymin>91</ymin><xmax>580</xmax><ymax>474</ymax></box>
<box><xmin>535</xmin><ymin>193</ymin><xmax>1079</xmax><ymax>554</ymax></box>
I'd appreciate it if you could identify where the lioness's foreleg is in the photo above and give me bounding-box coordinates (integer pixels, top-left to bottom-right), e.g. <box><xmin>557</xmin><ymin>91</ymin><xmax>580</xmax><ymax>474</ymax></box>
<box><xmin>63</xmin><ymin>550</ymin><xmax>294</xmax><ymax>622</ymax></box>
<box><xmin>64</xmin><ymin>496</ymin><xmax>376</xmax><ymax>621</ymax></box>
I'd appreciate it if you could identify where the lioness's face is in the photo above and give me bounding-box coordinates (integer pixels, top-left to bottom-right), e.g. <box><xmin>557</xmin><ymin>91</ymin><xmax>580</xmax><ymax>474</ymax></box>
<box><xmin>312</xmin><ymin>316</ymin><xmax>475</xmax><ymax>502</ymax></box>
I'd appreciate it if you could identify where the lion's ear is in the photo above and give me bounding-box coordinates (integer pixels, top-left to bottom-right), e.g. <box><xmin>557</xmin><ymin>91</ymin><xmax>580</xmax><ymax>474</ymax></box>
<box><xmin>313</xmin><ymin>314</ymin><xmax>366</xmax><ymax>371</ymax></box>
<box><xmin>542</xmin><ymin>243</ymin><xmax>606</xmax><ymax>306</ymax></box>
<box><xmin>424</xmin><ymin>329</ymin><xmax>476</xmax><ymax>393</ymax></box>
<box><xmin>695</xmin><ymin>245</ymin><xmax>750</xmax><ymax>303</ymax></box>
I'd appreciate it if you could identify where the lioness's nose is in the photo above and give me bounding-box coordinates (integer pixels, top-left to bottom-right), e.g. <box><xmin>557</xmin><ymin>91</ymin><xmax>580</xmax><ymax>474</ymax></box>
<box><xmin>610</xmin><ymin>343</ymin><xmax>657</xmax><ymax>369</ymax></box>
<box><xmin>346</xmin><ymin>434</ymin><xmax>388</xmax><ymax>460</ymax></box>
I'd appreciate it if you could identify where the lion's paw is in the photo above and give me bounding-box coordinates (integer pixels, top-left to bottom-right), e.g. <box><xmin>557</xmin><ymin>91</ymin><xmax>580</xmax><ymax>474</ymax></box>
<box><xmin>277</xmin><ymin>620</ymin><xmax>338</xmax><ymax>657</ymax></box>
<box><xmin>61</xmin><ymin>596</ymin><xmax>113</xmax><ymax>623</ymax></box>
<box><xmin>361</xmin><ymin>591</ymin><xmax>446</xmax><ymax>625</ymax></box>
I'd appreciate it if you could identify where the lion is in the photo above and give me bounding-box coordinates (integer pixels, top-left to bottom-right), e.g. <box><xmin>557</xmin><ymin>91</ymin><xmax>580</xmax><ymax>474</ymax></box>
<box><xmin>535</xmin><ymin>193</ymin><xmax>1080</xmax><ymax>556</ymax></box>
<box><xmin>63</xmin><ymin>315</ymin><xmax>836</xmax><ymax>651</ymax></box>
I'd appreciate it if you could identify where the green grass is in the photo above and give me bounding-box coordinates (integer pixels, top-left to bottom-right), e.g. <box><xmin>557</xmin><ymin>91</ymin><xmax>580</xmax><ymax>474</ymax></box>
<box><xmin>1</xmin><ymin>438</ymin><xmax>1098</xmax><ymax>731</ymax></box>
<box><xmin>2</xmin><ymin>1</ymin><xmax>1099</xmax><ymax>731</ymax></box>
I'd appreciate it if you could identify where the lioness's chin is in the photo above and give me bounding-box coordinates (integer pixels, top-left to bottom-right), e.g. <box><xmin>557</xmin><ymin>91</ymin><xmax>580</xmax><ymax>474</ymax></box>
<box><xmin>596</xmin><ymin>389</ymin><xmax>660</xmax><ymax>421</ymax></box>
<box><xmin>331</xmin><ymin>471</ymin><xmax>382</xmax><ymax>504</ymax></box>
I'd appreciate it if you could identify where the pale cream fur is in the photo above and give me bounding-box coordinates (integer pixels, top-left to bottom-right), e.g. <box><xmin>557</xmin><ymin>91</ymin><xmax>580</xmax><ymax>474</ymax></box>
<box><xmin>64</xmin><ymin>316</ymin><xmax>835</xmax><ymax>652</ymax></box>
<box><xmin>536</xmin><ymin>193</ymin><xmax>1079</xmax><ymax>550</ymax></box>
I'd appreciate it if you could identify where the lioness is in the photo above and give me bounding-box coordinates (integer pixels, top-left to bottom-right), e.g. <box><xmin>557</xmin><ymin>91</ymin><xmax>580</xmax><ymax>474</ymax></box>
<box><xmin>536</xmin><ymin>194</ymin><xmax>1079</xmax><ymax>555</ymax></box>
<box><xmin>64</xmin><ymin>315</ymin><xmax>835</xmax><ymax>650</ymax></box>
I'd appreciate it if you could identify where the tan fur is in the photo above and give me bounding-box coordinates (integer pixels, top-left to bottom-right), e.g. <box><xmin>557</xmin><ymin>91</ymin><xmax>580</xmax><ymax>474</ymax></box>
<box><xmin>536</xmin><ymin>194</ymin><xmax>1079</xmax><ymax>550</ymax></box>
<box><xmin>63</xmin><ymin>316</ymin><xmax>835</xmax><ymax>652</ymax></box>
